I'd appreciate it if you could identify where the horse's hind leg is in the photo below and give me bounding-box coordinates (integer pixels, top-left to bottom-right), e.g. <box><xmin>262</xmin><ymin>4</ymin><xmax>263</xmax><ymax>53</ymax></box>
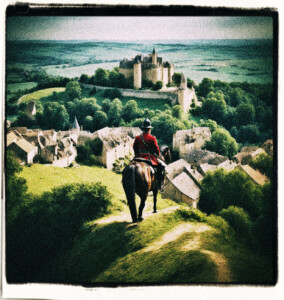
<box><xmin>153</xmin><ymin>189</ymin><xmax>158</xmax><ymax>213</ymax></box>
<box><xmin>128</xmin><ymin>199</ymin><xmax>138</xmax><ymax>223</ymax></box>
<box><xmin>138</xmin><ymin>195</ymin><xmax>147</xmax><ymax>221</ymax></box>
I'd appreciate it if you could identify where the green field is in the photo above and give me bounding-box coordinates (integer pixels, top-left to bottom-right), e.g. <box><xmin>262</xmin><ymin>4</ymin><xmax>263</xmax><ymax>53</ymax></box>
<box><xmin>21</xmin><ymin>164</ymin><xmax>176</xmax><ymax>212</ymax></box>
<box><xmin>7</xmin><ymin>82</ymin><xmax>38</xmax><ymax>93</ymax></box>
<box><xmin>19</xmin><ymin>87</ymin><xmax>66</xmax><ymax>103</ymax></box>
<box><xmin>81</xmin><ymin>88</ymin><xmax>170</xmax><ymax>111</ymax></box>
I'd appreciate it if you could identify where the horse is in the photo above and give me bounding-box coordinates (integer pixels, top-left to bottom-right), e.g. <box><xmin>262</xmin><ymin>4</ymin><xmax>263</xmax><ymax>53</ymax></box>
<box><xmin>122</xmin><ymin>146</ymin><xmax>171</xmax><ymax>223</ymax></box>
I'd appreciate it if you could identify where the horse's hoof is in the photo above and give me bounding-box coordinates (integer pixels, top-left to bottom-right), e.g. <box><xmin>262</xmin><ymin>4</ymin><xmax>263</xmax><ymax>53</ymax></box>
<box><xmin>153</xmin><ymin>210</ymin><xmax>157</xmax><ymax>213</ymax></box>
<box><xmin>132</xmin><ymin>219</ymin><xmax>138</xmax><ymax>223</ymax></box>
<box><xmin>138</xmin><ymin>217</ymin><xmax>144</xmax><ymax>222</ymax></box>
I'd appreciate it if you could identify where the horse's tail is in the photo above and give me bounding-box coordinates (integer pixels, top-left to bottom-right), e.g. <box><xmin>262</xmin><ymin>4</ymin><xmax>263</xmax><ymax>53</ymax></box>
<box><xmin>122</xmin><ymin>164</ymin><xmax>137</xmax><ymax>222</ymax></box>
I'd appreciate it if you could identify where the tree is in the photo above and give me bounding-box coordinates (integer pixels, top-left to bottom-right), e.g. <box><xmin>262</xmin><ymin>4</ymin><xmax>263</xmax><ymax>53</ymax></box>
<box><xmin>79</xmin><ymin>74</ymin><xmax>90</xmax><ymax>84</ymax></box>
<box><xmin>238</xmin><ymin>124</ymin><xmax>261</xmax><ymax>144</ymax></box>
<box><xmin>172</xmin><ymin>73</ymin><xmax>182</xmax><ymax>86</ymax></box>
<box><xmin>202</xmin><ymin>93</ymin><xmax>227</xmax><ymax>123</ymax></box>
<box><xmin>93</xmin><ymin>110</ymin><xmax>108</xmax><ymax>131</ymax></box>
<box><xmin>249</xmin><ymin>153</ymin><xmax>273</xmax><ymax>180</ymax></box>
<box><xmin>172</xmin><ymin>105</ymin><xmax>183</xmax><ymax>119</ymax></box>
<box><xmin>199</xmin><ymin>168</ymin><xmax>263</xmax><ymax>218</ymax></box>
<box><xmin>197</xmin><ymin>78</ymin><xmax>214</xmax><ymax>97</ymax></box>
<box><xmin>236</xmin><ymin>103</ymin><xmax>255</xmax><ymax>126</ymax></box>
<box><xmin>73</xmin><ymin>99</ymin><xmax>100</xmax><ymax>124</ymax></box>
<box><xmin>42</xmin><ymin>102</ymin><xmax>70</xmax><ymax>130</ymax></box>
<box><xmin>65</xmin><ymin>81</ymin><xmax>81</xmax><ymax>99</ymax></box>
<box><xmin>6</xmin><ymin>151</ymin><xmax>28</xmax><ymax>227</ymax></box>
<box><xmin>203</xmin><ymin>128</ymin><xmax>238</xmax><ymax>158</ymax></box>
<box><xmin>199</xmin><ymin>119</ymin><xmax>219</xmax><ymax>133</ymax></box>
<box><xmin>101</xmin><ymin>99</ymin><xmax>111</xmax><ymax>114</ymax></box>
<box><xmin>121</xmin><ymin>100</ymin><xmax>140</xmax><ymax>122</ymax></box>
<box><xmin>83</xmin><ymin>116</ymin><xmax>94</xmax><ymax>132</ymax></box>
<box><xmin>93</xmin><ymin>68</ymin><xmax>109</xmax><ymax>86</ymax></box>
<box><xmin>108</xmin><ymin>98</ymin><xmax>122</xmax><ymax>126</ymax></box>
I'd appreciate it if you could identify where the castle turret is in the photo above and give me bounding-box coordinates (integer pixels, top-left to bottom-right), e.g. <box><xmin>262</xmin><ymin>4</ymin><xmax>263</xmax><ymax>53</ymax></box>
<box><xmin>177</xmin><ymin>73</ymin><xmax>191</xmax><ymax>112</ymax></box>
<box><xmin>133</xmin><ymin>56</ymin><xmax>142</xmax><ymax>89</ymax></box>
<box><xmin>151</xmin><ymin>47</ymin><xmax>158</xmax><ymax>65</ymax></box>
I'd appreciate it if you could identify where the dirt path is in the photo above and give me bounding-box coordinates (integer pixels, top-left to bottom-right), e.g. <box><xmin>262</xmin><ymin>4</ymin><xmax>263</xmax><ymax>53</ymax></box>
<box><xmin>94</xmin><ymin>205</ymin><xmax>181</xmax><ymax>225</ymax></box>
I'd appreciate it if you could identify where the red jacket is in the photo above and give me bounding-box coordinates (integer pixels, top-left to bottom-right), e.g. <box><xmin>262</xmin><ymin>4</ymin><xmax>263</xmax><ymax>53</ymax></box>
<box><xmin>133</xmin><ymin>133</ymin><xmax>160</xmax><ymax>166</ymax></box>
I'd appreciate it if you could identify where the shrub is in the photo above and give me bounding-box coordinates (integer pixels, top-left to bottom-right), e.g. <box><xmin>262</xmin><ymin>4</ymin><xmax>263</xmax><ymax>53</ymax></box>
<box><xmin>152</xmin><ymin>81</ymin><xmax>163</xmax><ymax>91</ymax></box>
<box><xmin>249</xmin><ymin>153</ymin><xmax>273</xmax><ymax>180</ymax></box>
<box><xmin>218</xmin><ymin>206</ymin><xmax>253</xmax><ymax>240</ymax></box>
<box><xmin>103</xmin><ymin>88</ymin><xmax>122</xmax><ymax>99</ymax></box>
<box><xmin>6</xmin><ymin>182</ymin><xmax>112</xmax><ymax>283</ymax></box>
<box><xmin>203</xmin><ymin>128</ymin><xmax>238</xmax><ymax>159</ymax></box>
<box><xmin>199</xmin><ymin>168</ymin><xmax>263</xmax><ymax>218</ymax></box>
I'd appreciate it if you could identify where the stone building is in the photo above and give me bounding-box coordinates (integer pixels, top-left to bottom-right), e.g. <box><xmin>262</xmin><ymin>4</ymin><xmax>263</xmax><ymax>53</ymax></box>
<box><xmin>7</xmin><ymin>137</ymin><xmax>37</xmax><ymax>164</ymax></box>
<box><xmin>90</xmin><ymin>127</ymin><xmax>141</xmax><ymax>169</ymax></box>
<box><xmin>173</xmin><ymin>127</ymin><xmax>211</xmax><ymax>158</ymax></box>
<box><xmin>233</xmin><ymin>146</ymin><xmax>266</xmax><ymax>165</ymax></box>
<box><xmin>119</xmin><ymin>48</ymin><xmax>174</xmax><ymax>89</ymax></box>
<box><xmin>162</xmin><ymin>159</ymin><xmax>202</xmax><ymax>208</ymax></box>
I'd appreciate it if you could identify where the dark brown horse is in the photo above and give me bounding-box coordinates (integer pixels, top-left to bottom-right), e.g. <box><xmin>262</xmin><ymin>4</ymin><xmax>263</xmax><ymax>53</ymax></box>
<box><xmin>122</xmin><ymin>146</ymin><xmax>171</xmax><ymax>223</ymax></box>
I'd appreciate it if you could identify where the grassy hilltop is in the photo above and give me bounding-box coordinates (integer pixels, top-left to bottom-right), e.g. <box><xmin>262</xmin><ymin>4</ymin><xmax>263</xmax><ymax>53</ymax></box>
<box><xmin>15</xmin><ymin>164</ymin><xmax>274</xmax><ymax>284</ymax></box>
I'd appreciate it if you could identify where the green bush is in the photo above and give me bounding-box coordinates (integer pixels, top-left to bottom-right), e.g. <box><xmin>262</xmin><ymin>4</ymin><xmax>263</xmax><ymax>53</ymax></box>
<box><xmin>152</xmin><ymin>81</ymin><xmax>163</xmax><ymax>91</ymax></box>
<box><xmin>103</xmin><ymin>88</ymin><xmax>122</xmax><ymax>99</ymax></box>
<box><xmin>199</xmin><ymin>168</ymin><xmax>263</xmax><ymax>218</ymax></box>
<box><xmin>6</xmin><ymin>182</ymin><xmax>112</xmax><ymax>283</ymax></box>
<box><xmin>218</xmin><ymin>206</ymin><xmax>253</xmax><ymax>240</ymax></box>
<box><xmin>249</xmin><ymin>153</ymin><xmax>273</xmax><ymax>180</ymax></box>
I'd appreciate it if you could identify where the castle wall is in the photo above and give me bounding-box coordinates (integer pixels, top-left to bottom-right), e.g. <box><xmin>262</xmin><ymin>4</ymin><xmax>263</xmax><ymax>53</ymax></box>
<box><xmin>133</xmin><ymin>63</ymin><xmax>142</xmax><ymax>89</ymax></box>
<box><xmin>119</xmin><ymin>68</ymin><xmax>133</xmax><ymax>79</ymax></box>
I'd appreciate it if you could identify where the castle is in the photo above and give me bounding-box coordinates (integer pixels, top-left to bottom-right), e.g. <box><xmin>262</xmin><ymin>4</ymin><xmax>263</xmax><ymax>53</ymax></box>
<box><xmin>119</xmin><ymin>48</ymin><xmax>174</xmax><ymax>89</ymax></box>
<box><xmin>118</xmin><ymin>48</ymin><xmax>199</xmax><ymax>112</ymax></box>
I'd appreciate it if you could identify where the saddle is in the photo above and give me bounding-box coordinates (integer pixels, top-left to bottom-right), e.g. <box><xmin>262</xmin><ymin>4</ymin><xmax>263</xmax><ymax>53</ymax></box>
<box><xmin>132</xmin><ymin>157</ymin><xmax>155</xmax><ymax>175</ymax></box>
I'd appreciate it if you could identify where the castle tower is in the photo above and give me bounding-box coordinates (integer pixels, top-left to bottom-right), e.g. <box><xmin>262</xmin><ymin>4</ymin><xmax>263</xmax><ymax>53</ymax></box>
<box><xmin>177</xmin><ymin>73</ymin><xmax>191</xmax><ymax>112</ymax></box>
<box><xmin>168</xmin><ymin>64</ymin><xmax>174</xmax><ymax>84</ymax></box>
<box><xmin>133</xmin><ymin>56</ymin><xmax>142</xmax><ymax>89</ymax></box>
<box><xmin>151</xmin><ymin>47</ymin><xmax>158</xmax><ymax>65</ymax></box>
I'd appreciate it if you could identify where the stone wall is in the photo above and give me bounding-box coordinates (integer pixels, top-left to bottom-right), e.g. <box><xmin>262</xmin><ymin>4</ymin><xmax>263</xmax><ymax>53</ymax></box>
<box><xmin>119</xmin><ymin>68</ymin><xmax>133</xmax><ymax>79</ymax></box>
<box><xmin>52</xmin><ymin>153</ymin><xmax>76</xmax><ymax>167</ymax></box>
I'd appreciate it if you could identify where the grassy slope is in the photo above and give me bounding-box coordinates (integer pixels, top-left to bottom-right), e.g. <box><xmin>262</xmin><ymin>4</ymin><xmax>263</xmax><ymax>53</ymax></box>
<box><xmin>19</xmin><ymin>87</ymin><xmax>66</xmax><ymax>103</ymax></box>
<box><xmin>21</xmin><ymin>164</ymin><xmax>274</xmax><ymax>284</ymax></box>
<box><xmin>81</xmin><ymin>88</ymin><xmax>169</xmax><ymax>111</ymax></box>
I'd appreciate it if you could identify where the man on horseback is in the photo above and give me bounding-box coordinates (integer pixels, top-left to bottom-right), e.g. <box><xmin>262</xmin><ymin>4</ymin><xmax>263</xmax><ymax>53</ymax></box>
<box><xmin>133</xmin><ymin>118</ymin><xmax>166</xmax><ymax>191</ymax></box>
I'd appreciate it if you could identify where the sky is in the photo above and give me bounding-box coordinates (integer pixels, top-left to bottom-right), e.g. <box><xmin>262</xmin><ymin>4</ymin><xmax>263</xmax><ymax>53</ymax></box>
<box><xmin>6</xmin><ymin>16</ymin><xmax>273</xmax><ymax>41</ymax></box>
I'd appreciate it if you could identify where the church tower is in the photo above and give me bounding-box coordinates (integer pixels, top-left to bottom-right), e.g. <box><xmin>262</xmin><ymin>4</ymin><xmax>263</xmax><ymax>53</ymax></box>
<box><xmin>72</xmin><ymin>116</ymin><xmax>80</xmax><ymax>132</ymax></box>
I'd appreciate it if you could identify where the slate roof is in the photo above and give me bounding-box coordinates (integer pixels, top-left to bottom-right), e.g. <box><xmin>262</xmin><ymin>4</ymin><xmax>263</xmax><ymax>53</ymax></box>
<box><xmin>7</xmin><ymin>132</ymin><xmax>18</xmax><ymax>147</ymax></box>
<box><xmin>72</xmin><ymin>116</ymin><xmax>80</xmax><ymax>131</ymax></box>
<box><xmin>165</xmin><ymin>159</ymin><xmax>191</xmax><ymax>181</ymax></box>
<box><xmin>13</xmin><ymin>138</ymin><xmax>36</xmax><ymax>153</ymax></box>
<box><xmin>95</xmin><ymin>127</ymin><xmax>141</xmax><ymax>151</ymax></box>
<box><xmin>198</xmin><ymin>163</ymin><xmax>218</xmax><ymax>175</ymax></box>
<box><xmin>171</xmin><ymin>172</ymin><xmax>200</xmax><ymax>201</ymax></box>
<box><xmin>184</xmin><ymin>166</ymin><xmax>204</xmax><ymax>184</ymax></box>
<box><xmin>239</xmin><ymin>165</ymin><xmax>269</xmax><ymax>186</ymax></box>
<box><xmin>217</xmin><ymin>160</ymin><xmax>238</xmax><ymax>171</ymax></box>
<box><xmin>185</xmin><ymin>149</ymin><xmax>227</xmax><ymax>165</ymax></box>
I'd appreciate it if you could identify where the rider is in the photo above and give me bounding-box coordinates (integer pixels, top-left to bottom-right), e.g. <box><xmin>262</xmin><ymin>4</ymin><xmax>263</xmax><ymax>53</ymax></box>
<box><xmin>133</xmin><ymin>118</ymin><xmax>166</xmax><ymax>190</ymax></box>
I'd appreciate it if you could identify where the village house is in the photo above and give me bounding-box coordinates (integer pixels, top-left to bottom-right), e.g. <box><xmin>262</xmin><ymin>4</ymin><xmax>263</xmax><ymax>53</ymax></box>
<box><xmin>183</xmin><ymin>149</ymin><xmax>228</xmax><ymax>167</ymax></box>
<box><xmin>162</xmin><ymin>159</ymin><xmax>202</xmax><ymax>208</ymax></box>
<box><xmin>88</xmin><ymin>127</ymin><xmax>141</xmax><ymax>169</ymax></box>
<box><xmin>233</xmin><ymin>146</ymin><xmax>266</xmax><ymax>165</ymax></box>
<box><xmin>7</xmin><ymin>137</ymin><xmax>37</xmax><ymax>164</ymax></box>
<box><xmin>173</xmin><ymin>127</ymin><xmax>211</xmax><ymax>158</ymax></box>
<box><xmin>262</xmin><ymin>139</ymin><xmax>273</xmax><ymax>157</ymax></box>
